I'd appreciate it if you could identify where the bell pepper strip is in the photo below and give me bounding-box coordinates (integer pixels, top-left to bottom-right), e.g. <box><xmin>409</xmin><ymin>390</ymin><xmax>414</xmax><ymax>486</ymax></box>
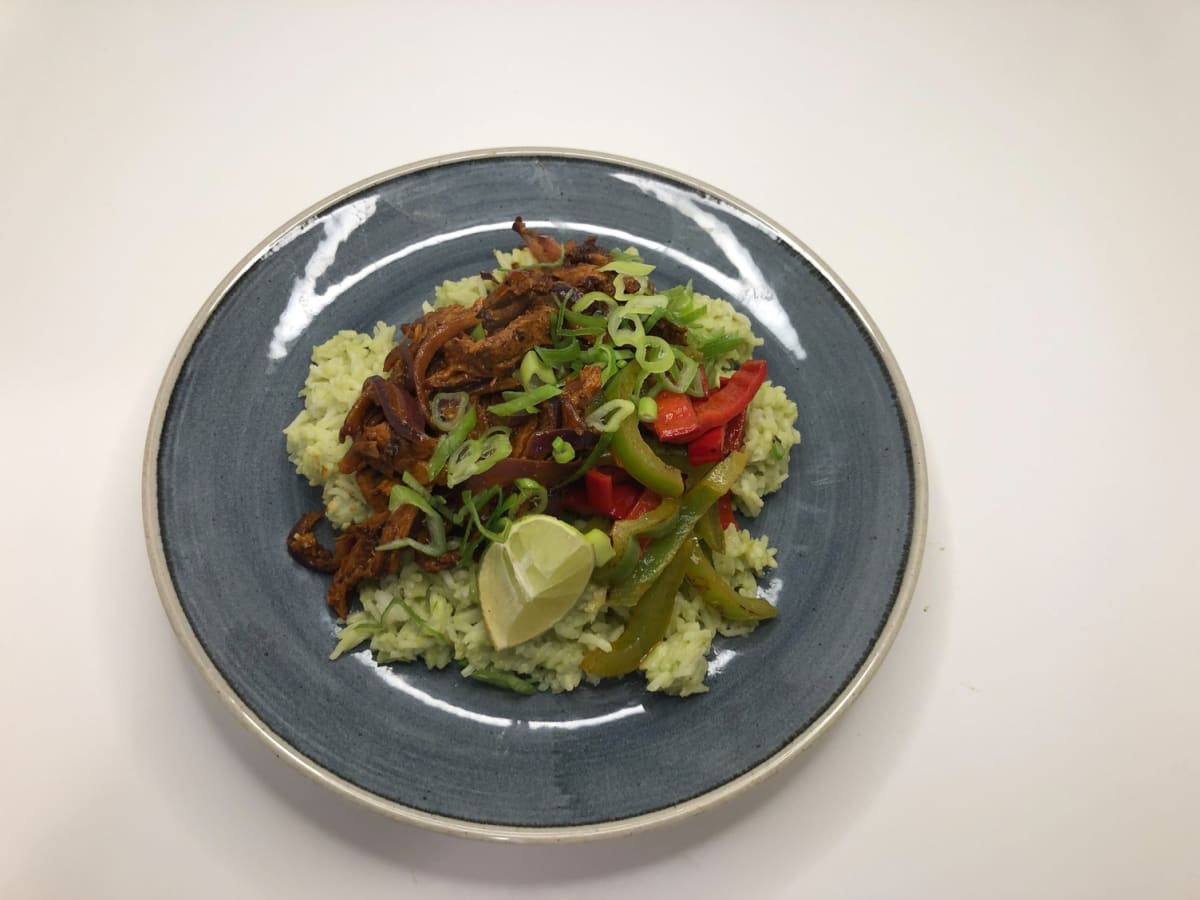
<box><xmin>683</xmin><ymin>536</ymin><xmax>778</xmax><ymax>622</ymax></box>
<box><xmin>591</xmin><ymin>535</ymin><xmax>640</xmax><ymax>586</ymax></box>
<box><xmin>687</xmin><ymin>426</ymin><xmax>726</xmax><ymax>465</ymax></box>
<box><xmin>657</xmin><ymin>445</ymin><xmax>717</xmax><ymax>482</ymax></box>
<box><xmin>582</xmin><ymin>469</ymin><xmax>642</xmax><ymax>519</ymax></box>
<box><xmin>696</xmin><ymin>504</ymin><xmax>726</xmax><ymax>553</ymax></box>
<box><xmin>723</xmin><ymin>409</ymin><xmax>747</xmax><ymax>453</ymax></box>
<box><xmin>625</xmin><ymin>488</ymin><xmax>661</xmax><ymax>521</ymax></box>
<box><xmin>656</xmin><ymin>360</ymin><xmax>768</xmax><ymax>444</ymax></box>
<box><xmin>652</xmin><ymin>391</ymin><xmax>697</xmax><ymax>441</ymax></box>
<box><xmin>608</xmin><ymin>450</ymin><xmax>747</xmax><ymax>608</ymax></box>
<box><xmin>610</xmin><ymin>496</ymin><xmax>680</xmax><ymax>564</ymax></box>
<box><xmin>610</xmin><ymin>482</ymin><xmax>640</xmax><ymax>518</ymax></box>
<box><xmin>585</xmin><ymin>469</ymin><xmax>614</xmax><ymax>514</ymax></box>
<box><xmin>607</xmin><ymin>363</ymin><xmax>685</xmax><ymax>498</ymax></box>
<box><xmin>717</xmin><ymin>494</ymin><xmax>737</xmax><ymax>530</ymax></box>
<box><xmin>581</xmin><ymin>544</ymin><xmax>690</xmax><ymax>677</ymax></box>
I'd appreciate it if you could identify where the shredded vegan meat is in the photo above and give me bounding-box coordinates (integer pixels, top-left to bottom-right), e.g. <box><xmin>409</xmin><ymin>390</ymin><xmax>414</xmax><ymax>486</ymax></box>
<box><xmin>287</xmin><ymin>217</ymin><xmax>692</xmax><ymax>618</ymax></box>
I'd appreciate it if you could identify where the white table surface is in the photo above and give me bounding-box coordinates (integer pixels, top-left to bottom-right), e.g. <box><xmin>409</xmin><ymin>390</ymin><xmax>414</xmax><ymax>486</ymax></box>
<box><xmin>3</xmin><ymin>2</ymin><xmax>1198</xmax><ymax>897</ymax></box>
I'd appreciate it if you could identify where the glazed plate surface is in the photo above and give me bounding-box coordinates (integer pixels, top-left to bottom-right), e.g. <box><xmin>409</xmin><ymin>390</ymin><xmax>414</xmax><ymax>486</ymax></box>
<box><xmin>144</xmin><ymin>149</ymin><xmax>926</xmax><ymax>841</ymax></box>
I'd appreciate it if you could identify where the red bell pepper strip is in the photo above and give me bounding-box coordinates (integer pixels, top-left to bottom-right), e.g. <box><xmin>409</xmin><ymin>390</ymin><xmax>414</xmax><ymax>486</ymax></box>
<box><xmin>585</xmin><ymin>469</ymin><xmax>614</xmax><ymax>514</ymax></box>
<box><xmin>583</xmin><ymin>468</ymin><xmax>643</xmax><ymax>518</ymax></box>
<box><xmin>610</xmin><ymin>482</ymin><xmax>641</xmax><ymax>519</ymax></box>
<box><xmin>696</xmin><ymin>364</ymin><xmax>711</xmax><ymax>397</ymax></box>
<box><xmin>723</xmin><ymin>409</ymin><xmax>747</xmax><ymax>453</ymax></box>
<box><xmin>718</xmin><ymin>494</ymin><xmax>736</xmax><ymax>530</ymax></box>
<box><xmin>652</xmin><ymin>391</ymin><xmax>698</xmax><ymax>442</ymax></box>
<box><xmin>657</xmin><ymin>360</ymin><xmax>767</xmax><ymax>444</ymax></box>
<box><xmin>688</xmin><ymin>426</ymin><xmax>727</xmax><ymax>465</ymax></box>
<box><xmin>625</xmin><ymin>488</ymin><xmax>662</xmax><ymax>521</ymax></box>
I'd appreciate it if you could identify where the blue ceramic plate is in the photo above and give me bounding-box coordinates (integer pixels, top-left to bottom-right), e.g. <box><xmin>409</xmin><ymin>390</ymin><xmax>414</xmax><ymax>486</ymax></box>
<box><xmin>144</xmin><ymin>149</ymin><xmax>926</xmax><ymax>841</ymax></box>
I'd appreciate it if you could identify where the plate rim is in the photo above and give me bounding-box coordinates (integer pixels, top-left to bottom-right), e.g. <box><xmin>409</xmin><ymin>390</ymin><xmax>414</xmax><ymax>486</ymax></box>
<box><xmin>142</xmin><ymin>146</ymin><xmax>928</xmax><ymax>843</ymax></box>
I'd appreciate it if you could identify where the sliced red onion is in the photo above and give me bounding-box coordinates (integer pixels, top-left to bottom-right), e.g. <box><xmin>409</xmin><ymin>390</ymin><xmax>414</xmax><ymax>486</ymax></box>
<box><xmin>364</xmin><ymin>376</ymin><xmax>430</xmax><ymax>444</ymax></box>
<box><xmin>464</xmin><ymin>458</ymin><xmax>574</xmax><ymax>493</ymax></box>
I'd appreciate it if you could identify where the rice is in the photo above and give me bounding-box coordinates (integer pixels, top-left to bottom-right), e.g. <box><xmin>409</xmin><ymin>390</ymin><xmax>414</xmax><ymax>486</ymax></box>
<box><xmin>733</xmin><ymin>382</ymin><xmax>803</xmax><ymax>516</ymax></box>
<box><xmin>284</xmin><ymin>254</ymin><xmax>802</xmax><ymax>695</ymax></box>
<box><xmin>283</xmin><ymin>322</ymin><xmax>395</xmax><ymax>529</ymax></box>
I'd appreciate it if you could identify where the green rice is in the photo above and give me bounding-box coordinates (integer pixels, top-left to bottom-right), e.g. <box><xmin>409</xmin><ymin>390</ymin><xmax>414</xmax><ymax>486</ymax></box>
<box><xmin>284</xmin><ymin>256</ymin><xmax>801</xmax><ymax>695</ymax></box>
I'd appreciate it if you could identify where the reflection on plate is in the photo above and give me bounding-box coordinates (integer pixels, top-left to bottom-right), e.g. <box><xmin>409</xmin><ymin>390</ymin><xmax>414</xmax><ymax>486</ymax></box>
<box><xmin>143</xmin><ymin>148</ymin><xmax>926</xmax><ymax>842</ymax></box>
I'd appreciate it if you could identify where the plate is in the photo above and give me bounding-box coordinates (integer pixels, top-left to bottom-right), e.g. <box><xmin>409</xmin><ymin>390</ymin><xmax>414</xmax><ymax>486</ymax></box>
<box><xmin>144</xmin><ymin>148</ymin><xmax>926</xmax><ymax>841</ymax></box>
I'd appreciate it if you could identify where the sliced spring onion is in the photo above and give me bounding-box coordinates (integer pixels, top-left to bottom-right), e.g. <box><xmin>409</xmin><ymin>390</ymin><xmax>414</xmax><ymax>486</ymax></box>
<box><xmin>475</xmin><ymin>431</ymin><xmax>512</xmax><ymax>470</ymax></box>
<box><xmin>428</xmin><ymin>403</ymin><xmax>477</xmax><ymax>481</ymax></box>
<box><xmin>613</xmin><ymin>274</ymin><xmax>649</xmax><ymax>300</ymax></box>
<box><xmin>586</xmin><ymin>398</ymin><xmax>636</xmax><ymax>433</ymax></box>
<box><xmin>697</xmin><ymin>330</ymin><xmax>744</xmax><ymax>360</ymax></box>
<box><xmin>635</xmin><ymin>335</ymin><xmax>674</xmax><ymax>374</ymax></box>
<box><xmin>387</xmin><ymin>484</ymin><xmax>439</xmax><ymax>519</ymax></box>
<box><xmin>376</xmin><ymin>513</ymin><xmax>447</xmax><ymax>557</ymax></box>
<box><xmin>659</xmin><ymin>347</ymin><xmax>699</xmax><ymax>394</ymax></box>
<box><xmin>509</xmin><ymin>477</ymin><xmax>548</xmax><ymax>516</ymax></box>
<box><xmin>488</xmin><ymin>383</ymin><xmax>563</xmax><ymax>417</ymax></box>
<box><xmin>584</xmin><ymin>528</ymin><xmax>616</xmax><ymax>566</ymax></box>
<box><xmin>402</xmin><ymin>470</ymin><xmax>453</xmax><ymax>518</ymax></box>
<box><xmin>551</xmin><ymin>436</ymin><xmax>576</xmax><ymax>463</ymax></box>
<box><xmin>607</xmin><ymin>307</ymin><xmax>645</xmax><ymax>347</ymax></box>
<box><xmin>637</xmin><ymin>396</ymin><xmax>659</xmax><ymax>423</ymax></box>
<box><xmin>662</xmin><ymin>280</ymin><xmax>705</xmax><ymax>325</ymax></box>
<box><xmin>623</xmin><ymin>293</ymin><xmax>669</xmax><ymax>314</ymax></box>
<box><xmin>573</xmin><ymin>290</ymin><xmax>618</xmax><ymax>315</ymax></box>
<box><xmin>446</xmin><ymin>430</ymin><xmax>513</xmax><ymax>488</ymax></box>
<box><xmin>519</xmin><ymin>350</ymin><xmax>557</xmax><ymax>391</ymax></box>
<box><xmin>580</xmin><ymin>342</ymin><xmax>621</xmax><ymax>383</ymax></box>
<box><xmin>445</xmin><ymin>441</ymin><xmax>481</xmax><ymax>488</ymax></box>
<box><xmin>536</xmin><ymin>342</ymin><xmax>581</xmax><ymax>366</ymax></box>
<box><xmin>429</xmin><ymin>392</ymin><xmax>469</xmax><ymax>432</ymax></box>
<box><xmin>470</xmin><ymin>323</ymin><xmax>486</xmax><ymax>340</ymax></box>
<box><xmin>467</xmin><ymin>665</ymin><xmax>536</xmax><ymax>695</ymax></box>
<box><xmin>600</xmin><ymin>258</ymin><xmax>656</xmax><ymax>278</ymax></box>
<box><xmin>460</xmin><ymin>489</ymin><xmax>513</xmax><ymax>544</ymax></box>
<box><xmin>609</xmin><ymin>246</ymin><xmax>645</xmax><ymax>263</ymax></box>
<box><xmin>643</xmin><ymin>306</ymin><xmax>667</xmax><ymax>333</ymax></box>
<box><xmin>561</xmin><ymin>307</ymin><xmax>608</xmax><ymax>333</ymax></box>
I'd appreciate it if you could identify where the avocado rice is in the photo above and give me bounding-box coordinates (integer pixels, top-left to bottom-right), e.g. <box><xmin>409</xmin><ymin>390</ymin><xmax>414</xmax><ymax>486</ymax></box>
<box><xmin>284</xmin><ymin>245</ymin><xmax>801</xmax><ymax>696</ymax></box>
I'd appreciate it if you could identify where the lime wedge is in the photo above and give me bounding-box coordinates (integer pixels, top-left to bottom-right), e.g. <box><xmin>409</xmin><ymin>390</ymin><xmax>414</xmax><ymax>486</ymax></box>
<box><xmin>479</xmin><ymin>515</ymin><xmax>596</xmax><ymax>650</ymax></box>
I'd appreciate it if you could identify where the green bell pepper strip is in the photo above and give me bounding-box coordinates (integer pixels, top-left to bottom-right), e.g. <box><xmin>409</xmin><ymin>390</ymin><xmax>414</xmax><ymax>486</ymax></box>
<box><xmin>606</xmin><ymin>362</ymin><xmax>684</xmax><ymax>498</ymax></box>
<box><xmin>695</xmin><ymin>504</ymin><xmax>726</xmax><ymax>553</ymax></box>
<box><xmin>683</xmin><ymin>536</ymin><xmax>778</xmax><ymax>621</ymax></box>
<box><xmin>580</xmin><ymin>542</ymin><xmax>690</xmax><ymax>678</ymax></box>
<box><xmin>591</xmin><ymin>535</ymin><xmax>639</xmax><ymax>586</ymax></box>
<box><xmin>610</xmin><ymin>496</ymin><xmax>680</xmax><ymax>563</ymax></box>
<box><xmin>608</xmin><ymin>450</ymin><xmax>747</xmax><ymax>608</ymax></box>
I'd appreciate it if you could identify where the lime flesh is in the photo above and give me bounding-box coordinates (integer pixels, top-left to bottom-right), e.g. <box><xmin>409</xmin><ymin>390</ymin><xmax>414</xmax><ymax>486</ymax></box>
<box><xmin>479</xmin><ymin>515</ymin><xmax>595</xmax><ymax>650</ymax></box>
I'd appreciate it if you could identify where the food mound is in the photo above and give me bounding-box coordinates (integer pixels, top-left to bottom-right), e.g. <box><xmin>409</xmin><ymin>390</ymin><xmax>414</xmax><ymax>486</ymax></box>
<box><xmin>284</xmin><ymin>218</ymin><xmax>801</xmax><ymax>695</ymax></box>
